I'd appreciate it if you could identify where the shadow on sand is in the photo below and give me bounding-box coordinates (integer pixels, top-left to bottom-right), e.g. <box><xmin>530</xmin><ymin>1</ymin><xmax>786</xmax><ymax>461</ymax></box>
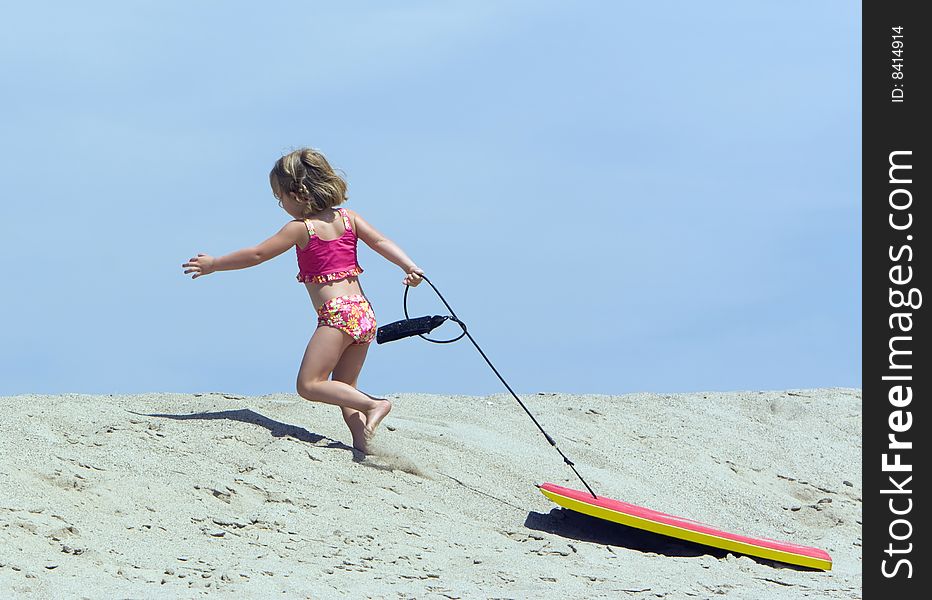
<box><xmin>128</xmin><ymin>407</ymin><xmax>358</xmax><ymax>455</ymax></box>
<box><xmin>525</xmin><ymin>508</ymin><xmax>819</xmax><ymax>571</ymax></box>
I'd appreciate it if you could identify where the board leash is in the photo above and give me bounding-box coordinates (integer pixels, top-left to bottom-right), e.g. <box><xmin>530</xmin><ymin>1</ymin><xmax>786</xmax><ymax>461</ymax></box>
<box><xmin>377</xmin><ymin>273</ymin><xmax>598</xmax><ymax>499</ymax></box>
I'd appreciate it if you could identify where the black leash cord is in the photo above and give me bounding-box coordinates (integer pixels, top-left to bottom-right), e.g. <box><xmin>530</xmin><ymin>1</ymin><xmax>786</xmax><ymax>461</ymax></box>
<box><xmin>407</xmin><ymin>274</ymin><xmax>598</xmax><ymax>499</ymax></box>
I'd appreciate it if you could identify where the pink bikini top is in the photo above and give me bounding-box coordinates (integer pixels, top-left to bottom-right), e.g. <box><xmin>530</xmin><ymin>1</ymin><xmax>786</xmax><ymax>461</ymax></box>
<box><xmin>295</xmin><ymin>207</ymin><xmax>364</xmax><ymax>284</ymax></box>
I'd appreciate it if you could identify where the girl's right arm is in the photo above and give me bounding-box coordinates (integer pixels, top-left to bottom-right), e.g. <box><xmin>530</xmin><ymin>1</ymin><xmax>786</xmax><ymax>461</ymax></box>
<box><xmin>183</xmin><ymin>221</ymin><xmax>306</xmax><ymax>279</ymax></box>
<box><xmin>349</xmin><ymin>209</ymin><xmax>423</xmax><ymax>286</ymax></box>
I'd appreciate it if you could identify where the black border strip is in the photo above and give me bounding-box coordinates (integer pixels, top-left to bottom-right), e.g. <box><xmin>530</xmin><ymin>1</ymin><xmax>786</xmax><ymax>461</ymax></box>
<box><xmin>863</xmin><ymin>1</ymin><xmax>928</xmax><ymax>596</ymax></box>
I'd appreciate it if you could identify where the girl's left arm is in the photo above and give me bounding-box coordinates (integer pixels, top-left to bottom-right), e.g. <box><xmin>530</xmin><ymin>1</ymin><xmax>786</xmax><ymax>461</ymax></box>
<box><xmin>183</xmin><ymin>221</ymin><xmax>305</xmax><ymax>279</ymax></box>
<box><xmin>349</xmin><ymin>209</ymin><xmax>424</xmax><ymax>286</ymax></box>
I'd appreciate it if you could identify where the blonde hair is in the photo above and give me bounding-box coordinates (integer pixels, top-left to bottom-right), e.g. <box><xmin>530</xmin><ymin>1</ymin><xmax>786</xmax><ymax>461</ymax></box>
<box><xmin>269</xmin><ymin>148</ymin><xmax>348</xmax><ymax>216</ymax></box>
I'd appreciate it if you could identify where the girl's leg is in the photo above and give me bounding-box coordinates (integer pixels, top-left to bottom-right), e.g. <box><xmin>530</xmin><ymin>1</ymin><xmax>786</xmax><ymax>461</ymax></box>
<box><xmin>296</xmin><ymin>327</ymin><xmax>391</xmax><ymax>432</ymax></box>
<box><xmin>331</xmin><ymin>342</ymin><xmax>380</xmax><ymax>452</ymax></box>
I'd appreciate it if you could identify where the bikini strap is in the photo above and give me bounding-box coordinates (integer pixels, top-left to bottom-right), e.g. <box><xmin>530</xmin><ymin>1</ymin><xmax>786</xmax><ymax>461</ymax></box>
<box><xmin>303</xmin><ymin>218</ymin><xmax>315</xmax><ymax>238</ymax></box>
<box><xmin>338</xmin><ymin>208</ymin><xmax>352</xmax><ymax>232</ymax></box>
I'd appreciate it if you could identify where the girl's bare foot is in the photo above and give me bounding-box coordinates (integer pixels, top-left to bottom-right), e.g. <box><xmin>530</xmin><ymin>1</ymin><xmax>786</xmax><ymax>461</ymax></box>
<box><xmin>349</xmin><ymin>422</ymin><xmax>368</xmax><ymax>454</ymax></box>
<box><xmin>339</xmin><ymin>408</ymin><xmax>369</xmax><ymax>454</ymax></box>
<box><xmin>364</xmin><ymin>399</ymin><xmax>392</xmax><ymax>439</ymax></box>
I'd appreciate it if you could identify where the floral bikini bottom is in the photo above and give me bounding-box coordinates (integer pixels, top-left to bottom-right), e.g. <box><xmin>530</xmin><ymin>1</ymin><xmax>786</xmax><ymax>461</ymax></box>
<box><xmin>316</xmin><ymin>294</ymin><xmax>377</xmax><ymax>345</ymax></box>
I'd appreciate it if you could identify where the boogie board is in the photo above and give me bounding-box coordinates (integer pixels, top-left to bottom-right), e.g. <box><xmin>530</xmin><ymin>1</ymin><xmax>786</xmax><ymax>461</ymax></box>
<box><xmin>538</xmin><ymin>483</ymin><xmax>832</xmax><ymax>570</ymax></box>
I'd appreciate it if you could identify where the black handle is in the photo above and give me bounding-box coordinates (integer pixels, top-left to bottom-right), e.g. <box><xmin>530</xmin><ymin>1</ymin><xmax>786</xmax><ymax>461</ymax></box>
<box><xmin>376</xmin><ymin>315</ymin><xmax>449</xmax><ymax>344</ymax></box>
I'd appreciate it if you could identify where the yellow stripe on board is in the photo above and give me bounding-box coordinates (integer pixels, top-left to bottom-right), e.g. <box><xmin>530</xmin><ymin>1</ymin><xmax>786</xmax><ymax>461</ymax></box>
<box><xmin>539</xmin><ymin>488</ymin><xmax>832</xmax><ymax>571</ymax></box>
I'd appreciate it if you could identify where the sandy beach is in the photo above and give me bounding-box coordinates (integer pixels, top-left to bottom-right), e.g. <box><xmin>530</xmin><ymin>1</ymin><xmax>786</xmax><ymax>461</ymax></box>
<box><xmin>1</xmin><ymin>388</ymin><xmax>861</xmax><ymax>598</ymax></box>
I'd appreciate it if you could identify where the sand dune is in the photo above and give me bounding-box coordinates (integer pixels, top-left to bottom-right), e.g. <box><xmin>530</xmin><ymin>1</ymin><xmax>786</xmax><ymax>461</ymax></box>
<box><xmin>1</xmin><ymin>388</ymin><xmax>861</xmax><ymax>598</ymax></box>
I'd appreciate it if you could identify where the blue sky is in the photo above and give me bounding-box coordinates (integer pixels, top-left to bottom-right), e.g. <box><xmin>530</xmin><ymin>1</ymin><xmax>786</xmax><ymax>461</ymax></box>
<box><xmin>0</xmin><ymin>1</ymin><xmax>860</xmax><ymax>396</ymax></box>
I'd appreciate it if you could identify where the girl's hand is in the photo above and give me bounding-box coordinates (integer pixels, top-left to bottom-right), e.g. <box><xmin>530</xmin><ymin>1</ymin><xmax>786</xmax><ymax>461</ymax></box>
<box><xmin>183</xmin><ymin>254</ymin><xmax>216</xmax><ymax>279</ymax></box>
<box><xmin>403</xmin><ymin>266</ymin><xmax>424</xmax><ymax>287</ymax></box>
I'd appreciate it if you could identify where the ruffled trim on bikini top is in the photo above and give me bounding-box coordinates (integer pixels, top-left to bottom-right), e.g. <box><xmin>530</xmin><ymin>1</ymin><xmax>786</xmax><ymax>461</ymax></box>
<box><xmin>296</xmin><ymin>265</ymin><xmax>364</xmax><ymax>284</ymax></box>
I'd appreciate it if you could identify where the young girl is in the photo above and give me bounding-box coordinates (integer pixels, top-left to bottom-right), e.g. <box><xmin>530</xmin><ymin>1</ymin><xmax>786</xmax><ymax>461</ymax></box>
<box><xmin>182</xmin><ymin>148</ymin><xmax>424</xmax><ymax>453</ymax></box>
